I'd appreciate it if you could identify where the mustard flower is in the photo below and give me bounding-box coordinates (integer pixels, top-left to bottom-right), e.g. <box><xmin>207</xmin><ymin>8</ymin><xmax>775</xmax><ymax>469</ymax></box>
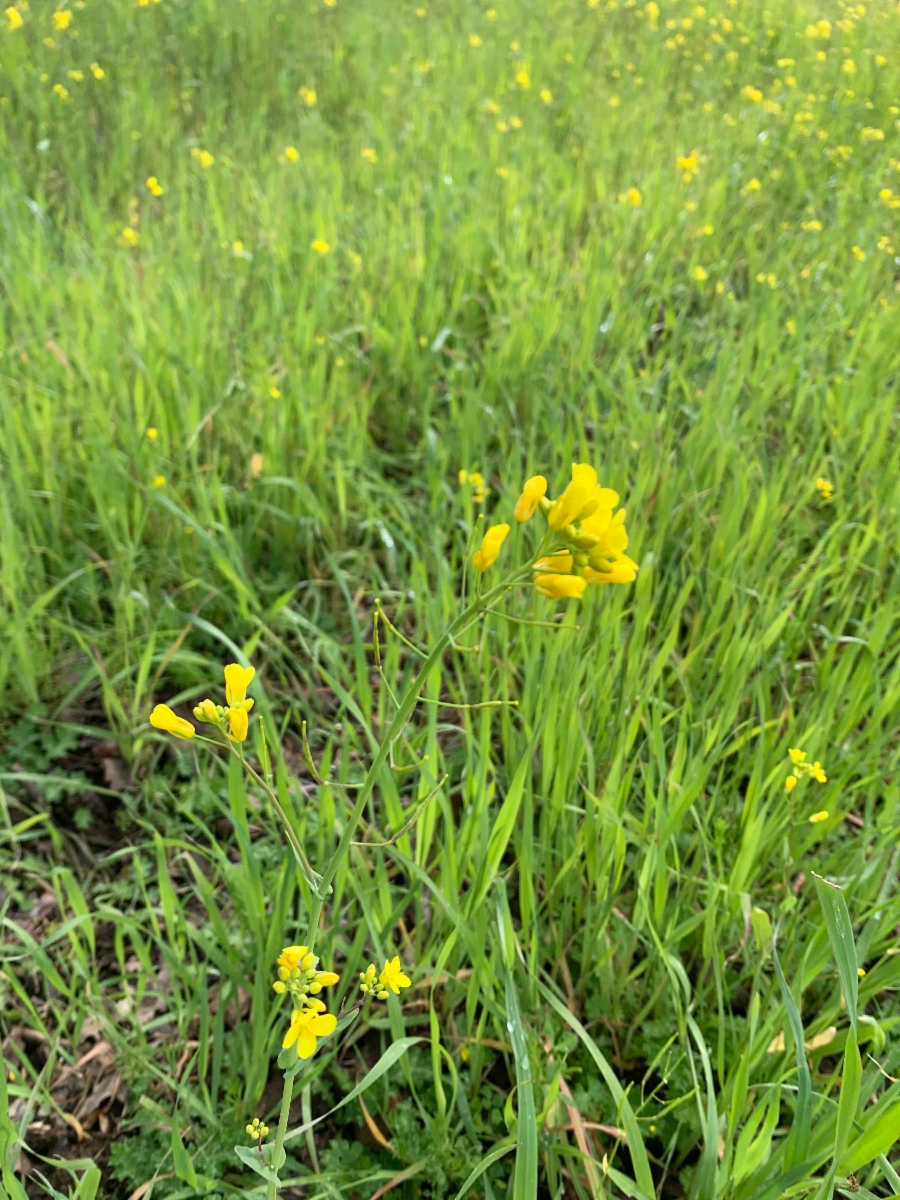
<box><xmin>514</xmin><ymin>475</ymin><xmax>548</xmax><ymax>522</ymax></box>
<box><xmin>150</xmin><ymin>474</ymin><xmax>165</xmax><ymax>487</ymax></box>
<box><xmin>146</xmin><ymin>175</ymin><xmax>164</xmax><ymax>196</ymax></box>
<box><xmin>146</xmin><ymin>426</ymin><xmax>158</xmax><ymax>440</ymax></box>
<box><xmin>808</xmin><ymin>810</ymin><xmax>829</xmax><ymax>824</ymax></box>
<box><xmin>852</xmin><ymin>246</ymin><xmax>866</xmax><ymax>261</ymax></box>
<box><xmin>245</xmin><ymin>1118</ymin><xmax>269</xmax><ymax>1139</ymax></box>
<box><xmin>224</xmin><ymin>662</ymin><xmax>255</xmax><ymax>707</ymax></box>
<box><xmin>90</xmin><ymin>62</ymin><xmax>104</xmax><ymax>78</ymax></box>
<box><xmin>861</xmin><ymin>127</ymin><xmax>884</xmax><ymax>142</ymax></box>
<box><xmin>468</xmin><ymin>33</ymin><xmax>481</xmax><ymax>46</ymax></box>
<box><xmin>311</xmin><ymin>238</ymin><xmax>331</xmax><ymax>254</ymax></box>
<box><xmin>274</xmin><ymin>944</ymin><xmax>340</xmax><ymax>1005</ymax></box>
<box><xmin>786</xmin><ymin>746</ymin><xmax>827</xmax><ymax>787</ymax></box>
<box><xmin>677</xmin><ymin>150</ymin><xmax>699</xmax><ymax>181</ymax></box>
<box><xmin>361</xmin><ymin>146</ymin><xmax>378</xmax><ymax>162</ymax></box>
<box><xmin>816</xmin><ymin>476</ymin><xmax>834</xmax><ymax>501</ymax></box>
<box><xmin>298</xmin><ymin>85</ymin><xmax>317</xmax><ymax>106</ymax></box>
<box><xmin>282</xmin><ymin>1003</ymin><xmax>337</xmax><ymax>1059</ymax></box>
<box><xmin>284</xmin><ymin>145</ymin><xmax>299</xmax><ymax>162</ymax></box>
<box><xmin>53</xmin><ymin>9</ymin><xmax>72</xmax><ymax>29</ymax></box>
<box><xmin>741</xmin><ymin>85</ymin><xmax>763</xmax><ymax>103</ymax></box>
<box><xmin>193</xmin><ymin>698</ymin><xmax>219</xmax><ymax>723</ymax></box>
<box><xmin>540</xmin><ymin>87</ymin><xmax>553</xmax><ymax>104</ymax></box>
<box><xmin>692</xmin><ymin>266</ymin><xmax>709</xmax><ymax>282</ymax></box>
<box><xmin>785</xmin><ymin>774</ymin><xmax>797</xmax><ymax>793</ymax></box>
<box><xmin>150</xmin><ymin>704</ymin><xmax>196</xmax><ymax>739</ymax></box>
<box><xmin>53</xmin><ymin>83</ymin><xmax>70</xmax><ymax>100</ymax></box>
<box><xmin>619</xmin><ymin>186</ymin><xmax>642</xmax><ymax>206</ymax></box>
<box><xmin>227</xmin><ymin>706</ymin><xmax>249</xmax><ymax>742</ymax></box>
<box><xmin>535</xmin><ymin>573</ymin><xmax>587</xmax><ymax>599</ymax></box>
<box><xmin>6</xmin><ymin>5</ymin><xmax>23</xmax><ymax>28</ymax></box>
<box><xmin>472</xmin><ymin>523</ymin><xmax>510</xmax><ymax>572</ymax></box>
<box><xmin>379</xmin><ymin>956</ymin><xmax>411</xmax><ymax>994</ymax></box>
<box><xmin>515</xmin><ymin>69</ymin><xmax>531</xmax><ymax>88</ymax></box>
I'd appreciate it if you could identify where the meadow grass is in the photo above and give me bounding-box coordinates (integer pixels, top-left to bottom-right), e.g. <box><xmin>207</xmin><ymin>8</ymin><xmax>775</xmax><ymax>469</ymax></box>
<box><xmin>2</xmin><ymin>0</ymin><xmax>900</xmax><ymax>1195</ymax></box>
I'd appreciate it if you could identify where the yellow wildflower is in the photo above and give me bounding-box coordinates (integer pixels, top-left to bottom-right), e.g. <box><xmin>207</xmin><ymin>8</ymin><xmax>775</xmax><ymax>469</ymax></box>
<box><xmin>146</xmin><ymin>175</ymin><xmax>163</xmax><ymax>196</ymax></box>
<box><xmin>379</xmin><ymin>956</ymin><xmax>411</xmax><ymax>994</ymax></box>
<box><xmin>90</xmin><ymin>62</ymin><xmax>104</xmax><ymax>78</ymax></box>
<box><xmin>192</xmin><ymin>699</ymin><xmax>219</xmax><ymax>723</ymax></box>
<box><xmin>150</xmin><ymin>704</ymin><xmax>196</xmax><ymax>739</ymax></box>
<box><xmin>515</xmin><ymin>69</ymin><xmax>531</xmax><ymax>88</ymax></box>
<box><xmin>514</xmin><ymin>475</ymin><xmax>548</xmax><ymax>522</ymax></box>
<box><xmin>861</xmin><ymin>127</ymin><xmax>884</xmax><ymax>141</ymax></box>
<box><xmin>282</xmin><ymin>1004</ymin><xmax>337</xmax><ymax>1059</ymax></box>
<box><xmin>535</xmin><ymin>573</ymin><xmax>587</xmax><ymax>599</ymax></box>
<box><xmin>311</xmin><ymin>238</ymin><xmax>331</xmax><ymax>254</ymax></box>
<box><xmin>785</xmin><ymin>775</ymin><xmax>797</xmax><ymax>793</ymax></box>
<box><xmin>284</xmin><ymin>145</ymin><xmax>299</xmax><ymax>162</ymax></box>
<box><xmin>246</xmin><ymin>1118</ymin><xmax>269</xmax><ymax>1139</ymax></box>
<box><xmin>361</xmin><ymin>146</ymin><xmax>378</xmax><ymax>162</ymax></box>
<box><xmin>5</xmin><ymin>6</ymin><xmax>23</xmax><ymax>28</ymax></box>
<box><xmin>146</xmin><ymin>426</ymin><xmax>158</xmax><ymax>440</ymax></box>
<box><xmin>53</xmin><ymin>8</ymin><xmax>72</xmax><ymax>28</ymax></box>
<box><xmin>816</xmin><ymin>476</ymin><xmax>834</xmax><ymax>501</ymax></box>
<box><xmin>468</xmin><ymin>33</ymin><xmax>481</xmax><ymax>46</ymax></box>
<box><xmin>677</xmin><ymin>149</ymin><xmax>699</xmax><ymax>181</ymax></box>
<box><xmin>852</xmin><ymin>246</ymin><xmax>866</xmax><ymax>261</ymax></box>
<box><xmin>741</xmin><ymin>84</ymin><xmax>763</xmax><ymax>102</ymax></box>
<box><xmin>298</xmin><ymin>85</ymin><xmax>317</xmax><ymax>106</ymax></box>
<box><xmin>227</xmin><ymin>707</ymin><xmax>249</xmax><ymax>742</ymax></box>
<box><xmin>620</xmin><ymin>186</ymin><xmax>642</xmax><ymax>206</ymax></box>
<box><xmin>692</xmin><ymin>266</ymin><xmax>708</xmax><ymax>282</ymax></box>
<box><xmin>808</xmin><ymin>810</ymin><xmax>829</xmax><ymax>824</ymax></box>
<box><xmin>472</xmin><ymin>523</ymin><xmax>510</xmax><ymax>572</ymax></box>
<box><xmin>359</xmin><ymin>963</ymin><xmax>389</xmax><ymax>1000</ymax></box>
<box><xmin>198</xmin><ymin>149</ymin><xmax>214</xmax><ymax>168</ymax></box>
<box><xmin>53</xmin><ymin>83</ymin><xmax>70</xmax><ymax>99</ymax></box>
<box><xmin>150</xmin><ymin>474</ymin><xmax>165</xmax><ymax>487</ymax></box>
<box><xmin>224</xmin><ymin>662</ymin><xmax>255</xmax><ymax>707</ymax></box>
<box><xmin>540</xmin><ymin>87</ymin><xmax>553</xmax><ymax>103</ymax></box>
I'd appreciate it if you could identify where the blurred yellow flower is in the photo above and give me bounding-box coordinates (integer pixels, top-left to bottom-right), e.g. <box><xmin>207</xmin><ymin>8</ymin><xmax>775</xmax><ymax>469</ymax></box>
<box><xmin>5</xmin><ymin>5</ymin><xmax>23</xmax><ymax>28</ymax></box>
<box><xmin>197</xmin><ymin>149</ymin><xmax>214</xmax><ymax>168</ymax></box>
<box><xmin>284</xmin><ymin>144</ymin><xmax>299</xmax><ymax>161</ymax></box>
<box><xmin>311</xmin><ymin>238</ymin><xmax>331</xmax><ymax>254</ymax></box>
<box><xmin>741</xmin><ymin>178</ymin><xmax>762</xmax><ymax>195</ymax></box>
<box><xmin>677</xmin><ymin>149</ymin><xmax>699</xmax><ymax>181</ymax></box>
<box><xmin>514</xmin><ymin>475</ymin><xmax>547</xmax><ymax>522</ymax></box>
<box><xmin>805</xmin><ymin>19</ymin><xmax>831</xmax><ymax>37</ymax></box>
<box><xmin>90</xmin><ymin>62</ymin><xmax>105</xmax><ymax>78</ymax></box>
<box><xmin>692</xmin><ymin>265</ymin><xmax>708</xmax><ymax>282</ymax></box>
<box><xmin>361</xmin><ymin>146</ymin><xmax>378</xmax><ymax>162</ymax></box>
<box><xmin>816</xmin><ymin>476</ymin><xmax>834</xmax><ymax>501</ymax></box>
<box><xmin>741</xmin><ymin>84</ymin><xmax>762</xmax><ymax>102</ymax></box>
<box><xmin>540</xmin><ymin>87</ymin><xmax>553</xmax><ymax>103</ymax></box>
<box><xmin>53</xmin><ymin>83</ymin><xmax>69</xmax><ymax>99</ymax></box>
<box><xmin>861</xmin><ymin>127</ymin><xmax>884</xmax><ymax>141</ymax></box>
<box><xmin>852</xmin><ymin>245</ymin><xmax>866</xmax><ymax>261</ymax></box>
<box><xmin>472</xmin><ymin>523</ymin><xmax>510</xmax><ymax>572</ymax></box>
<box><xmin>535</xmin><ymin>573</ymin><xmax>587</xmax><ymax>599</ymax></box>
<box><xmin>146</xmin><ymin>175</ymin><xmax>163</xmax><ymax>196</ymax></box>
<box><xmin>224</xmin><ymin>662</ymin><xmax>255</xmax><ymax>707</ymax></box>
<box><xmin>53</xmin><ymin>8</ymin><xmax>72</xmax><ymax>28</ymax></box>
<box><xmin>802</xmin><ymin>219</ymin><xmax>823</xmax><ymax>231</ymax></box>
<box><xmin>620</xmin><ymin>187</ymin><xmax>642</xmax><ymax>206</ymax></box>
<box><xmin>298</xmin><ymin>85</ymin><xmax>317</xmax><ymax>106</ymax></box>
<box><xmin>841</xmin><ymin>58</ymin><xmax>856</xmax><ymax>74</ymax></box>
<box><xmin>150</xmin><ymin>704</ymin><xmax>195</xmax><ymax>739</ymax></box>
<box><xmin>785</xmin><ymin>775</ymin><xmax>797</xmax><ymax>792</ymax></box>
<box><xmin>151</xmin><ymin>474</ymin><xmax>165</xmax><ymax>487</ymax></box>
<box><xmin>808</xmin><ymin>810</ymin><xmax>829</xmax><ymax>824</ymax></box>
<box><xmin>468</xmin><ymin>33</ymin><xmax>481</xmax><ymax>46</ymax></box>
<box><xmin>515</xmin><ymin>69</ymin><xmax>531</xmax><ymax>88</ymax></box>
<box><xmin>121</xmin><ymin>226</ymin><xmax>139</xmax><ymax>245</ymax></box>
<box><xmin>146</xmin><ymin>426</ymin><xmax>158</xmax><ymax>440</ymax></box>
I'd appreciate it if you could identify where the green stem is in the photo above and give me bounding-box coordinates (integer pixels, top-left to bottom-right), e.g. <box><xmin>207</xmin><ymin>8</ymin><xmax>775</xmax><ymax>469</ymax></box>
<box><xmin>303</xmin><ymin>564</ymin><xmax>533</xmax><ymax>948</ymax></box>
<box><xmin>228</xmin><ymin>746</ymin><xmax>320</xmax><ymax>890</ymax></box>
<box><xmin>266</xmin><ymin>1070</ymin><xmax>295</xmax><ymax>1199</ymax></box>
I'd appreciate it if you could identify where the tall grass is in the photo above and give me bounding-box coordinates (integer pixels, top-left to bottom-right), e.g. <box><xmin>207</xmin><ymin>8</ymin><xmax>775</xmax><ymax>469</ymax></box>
<box><xmin>2</xmin><ymin>0</ymin><xmax>900</xmax><ymax>1195</ymax></box>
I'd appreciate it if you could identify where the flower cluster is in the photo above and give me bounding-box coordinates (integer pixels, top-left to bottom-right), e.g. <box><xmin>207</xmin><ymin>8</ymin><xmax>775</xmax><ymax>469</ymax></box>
<box><xmin>815</xmin><ymin>476</ymin><xmax>834</xmax><ymax>502</ymax></box>
<box><xmin>245</xmin><ymin>1117</ymin><xmax>269</xmax><ymax>1141</ymax></box>
<box><xmin>359</xmin><ymin>956</ymin><xmax>412</xmax><ymax>1000</ymax></box>
<box><xmin>784</xmin><ymin>747</ymin><xmax>827</xmax><ymax>793</ymax></box>
<box><xmin>274</xmin><ymin>945</ymin><xmax>339</xmax><ymax>1059</ymax></box>
<box><xmin>148</xmin><ymin>661</ymin><xmax>255</xmax><ymax>743</ymax></box>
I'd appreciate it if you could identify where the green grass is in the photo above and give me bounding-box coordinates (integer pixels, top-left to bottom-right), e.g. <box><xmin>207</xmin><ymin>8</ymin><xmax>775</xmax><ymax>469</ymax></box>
<box><xmin>2</xmin><ymin>0</ymin><xmax>900</xmax><ymax>1195</ymax></box>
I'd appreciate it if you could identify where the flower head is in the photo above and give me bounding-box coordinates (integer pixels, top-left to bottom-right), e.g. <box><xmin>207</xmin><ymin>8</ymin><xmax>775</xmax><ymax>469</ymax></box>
<box><xmin>53</xmin><ymin>9</ymin><xmax>72</xmax><ymax>29</ymax></box>
<box><xmin>620</xmin><ymin>186</ymin><xmax>642</xmax><ymax>206</ymax></box>
<box><xmin>90</xmin><ymin>62</ymin><xmax>105</xmax><ymax>78</ymax></box>
<box><xmin>534</xmin><ymin>573</ymin><xmax>587</xmax><ymax>599</ymax></box>
<box><xmin>227</xmin><ymin>706</ymin><xmax>249</xmax><ymax>742</ymax></box>
<box><xmin>816</xmin><ymin>477</ymin><xmax>834</xmax><ymax>501</ymax></box>
<box><xmin>677</xmin><ymin>149</ymin><xmax>699</xmax><ymax>181</ymax></box>
<box><xmin>311</xmin><ymin>238</ymin><xmax>331</xmax><ymax>255</ymax></box>
<box><xmin>472</xmin><ymin>523</ymin><xmax>510</xmax><ymax>572</ymax></box>
<box><xmin>146</xmin><ymin>175</ymin><xmax>164</xmax><ymax>196</ymax></box>
<box><xmin>282</xmin><ymin>1004</ymin><xmax>337</xmax><ymax>1059</ymax></box>
<box><xmin>246</xmin><ymin>1117</ymin><xmax>269</xmax><ymax>1139</ymax></box>
<box><xmin>298</xmin><ymin>85</ymin><xmax>317</xmax><ymax>106</ymax></box>
<box><xmin>5</xmin><ymin>6</ymin><xmax>23</xmax><ymax>28</ymax></box>
<box><xmin>224</xmin><ymin>662</ymin><xmax>255</xmax><ymax>707</ymax></box>
<box><xmin>359</xmin><ymin>963</ymin><xmax>389</xmax><ymax>1000</ymax></box>
<box><xmin>274</xmin><ymin>945</ymin><xmax>340</xmax><ymax>1004</ymax></box>
<box><xmin>193</xmin><ymin>698</ymin><xmax>219</xmax><ymax>723</ymax></box>
<box><xmin>379</xmin><ymin>956</ymin><xmax>411</xmax><ymax>994</ymax></box>
<box><xmin>514</xmin><ymin>475</ymin><xmax>547</xmax><ymax>522</ymax></box>
<box><xmin>808</xmin><ymin>810</ymin><xmax>829</xmax><ymax>824</ymax></box>
<box><xmin>150</xmin><ymin>704</ymin><xmax>195</xmax><ymax>740</ymax></box>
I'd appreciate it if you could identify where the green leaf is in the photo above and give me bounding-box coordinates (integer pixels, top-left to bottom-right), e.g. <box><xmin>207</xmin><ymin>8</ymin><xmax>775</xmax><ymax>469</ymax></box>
<box><xmin>171</xmin><ymin>1125</ymin><xmax>197</xmax><ymax>1189</ymax></box>
<box><xmin>813</xmin><ymin>873</ymin><xmax>859</xmax><ymax>1038</ymax></box>
<box><xmin>772</xmin><ymin>947</ymin><xmax>811</xmax><ymax>1168</ymax></box>
<box><xmin>833</xmin><ymin>1028</ymin><xmax>862</xmax><ymax>1171</ymax></box>
<box><xmin>233</xmin><ymin>1143</ymin><xmax>281</xmax><ymax>1185</ymax></box>
<box><xmin>452</xmin><ymin>1142</ymin><xmax>516</xmax><ymax>1200</ymax></box>
<box><xmin>75</xmin><ymin>1166</ymin><xmax>102</xmax><ymax>1200</ymax></box>
<box><xmin>282</xmin><ymin>1037</ymin><xmax>422</xmax><ymax>1144</ymax></box>
<box><xmin>842</xmin><ymin>1100</ymin><xmax>900</xmax><ymax>1173</ymax></box>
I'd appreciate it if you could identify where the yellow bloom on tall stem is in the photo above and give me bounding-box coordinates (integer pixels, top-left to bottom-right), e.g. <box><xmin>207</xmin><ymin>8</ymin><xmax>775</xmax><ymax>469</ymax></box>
<box><xmin>282</xmin><ymin>1003</ymin><xmax>337</xmax><ymax>1059</ymax></box>
<box><xmin>547</xmin><ymin>463</ymin><xmax>600</xmax><ymax>530</ymax></box>
<box><xmin>513</xmin><ymin>475</ymin><xmax>547</xmax><ymax>522</ymax></box>
<box><xmin>224</xmin><ymin>662</ymin><xmax>255</xmax><ymax>706</ymax></box>
<box><xmin>149</xmin><ymin>704</ymin><xmax>196</xmax><ymax>739</ymax></box>
<box><xmin>379</xmin><ymin>956</ymin><xmax>411</xmax><ymax>994</ymax></box>
<box><xmin>472</xmin><ymin>523</ymin><xmax>510</xmax><ymax>572</ymax></box>
<box><xmin>228</xmin><ymin>706</ymin><xmax>249</xmax><ymax>743</ymax></box>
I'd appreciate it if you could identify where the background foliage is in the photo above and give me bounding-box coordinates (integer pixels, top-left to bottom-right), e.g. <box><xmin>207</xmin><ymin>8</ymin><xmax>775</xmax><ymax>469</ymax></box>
<box><xmin>2</xmin><ymin>0</ymin><xmax>900</xmax><ymax>1195</ymax></box>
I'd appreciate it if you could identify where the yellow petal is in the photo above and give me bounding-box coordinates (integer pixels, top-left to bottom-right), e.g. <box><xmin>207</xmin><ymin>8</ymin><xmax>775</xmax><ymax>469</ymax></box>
<box><xmin>513</xmin><ymin>475</ymin><xmax>547</xmax><ymax>523</ymax></box>
<box><xmin>310</xmin><ymin>1013</ymin><xmax>337</xmax><ymax>1036</ymax></box>
<box><xmin>315</xmin><ymin>971</ymin><xmax>340</xmax><ymax>986</ymax></box>
<box><xmin>534</xmin><ymin>573</ymin><xmax>587</xmax><ymax>599</ymax></box>
<box><xmin>295</xmin><ymin>1029</ymin><xmax>318</xmax><ymax>1059</ymax></box>
<box><xmin>224</xmin><ymin>662</ymin><xmax>255</xmax><ymax>706</ymax></box>
<box><xmin>228</xmin><ymin>706</ymin><xmax>249</xmax><ymax>743</ymax></box>
<box><xmin>149</xmin><ymin>704</ymin><xmax>196</xmax><ymax>740</ymax></box>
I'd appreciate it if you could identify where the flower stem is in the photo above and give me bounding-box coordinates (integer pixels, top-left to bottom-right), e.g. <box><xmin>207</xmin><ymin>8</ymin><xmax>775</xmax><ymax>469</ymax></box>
<box><xmin>266</xmin><ymin>1070</ymin><xmax>295</xmax><ymax>1199</ymax></box>
<box><xmin>303</xmin><ymin>565</ymin><xmax>533</xmax><ymax>949</ymax></box>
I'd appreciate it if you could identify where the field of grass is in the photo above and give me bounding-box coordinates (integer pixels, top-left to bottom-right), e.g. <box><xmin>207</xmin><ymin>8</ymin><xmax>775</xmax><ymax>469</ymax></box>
<box><xmin>2</xmin><ymin>0</ymin><xmax>900</xmax><ymax>1195</ymax></box>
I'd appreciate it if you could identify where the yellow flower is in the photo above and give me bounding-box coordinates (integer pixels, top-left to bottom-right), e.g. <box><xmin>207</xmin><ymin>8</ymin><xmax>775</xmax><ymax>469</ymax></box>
<box><xmin>540</xmin><ymin>87</ymin><xmax>553</xmax><ymax>103</ymax></box>
<box><xmin>472</xmin><ymin>523</ymin><xmax>510</xmax><ymax>572</ymax></box>
<box><xmin>805</xmin><ymin>18</ymin><xmax>831</xmax><ymax>37</ymax></box>
<box><xmin>677</xmin><ymin>149</ymin><xmax>699</xmax><ymax>181</ymax></box>
<box><xmin>548</xmin><ymin>463</ymin><xmax>602</xmax><ymax>530</ymax></box>
<box><xmin>692</xmin><ymin>266</ymin><xmax>708</xmax><ymax>282</ymax></box>
<box><xmin>198</xmin><ymin>149</ymin><xmax>214</xmax><ymax>168</ymax></box>
<box><xmin>277</xmin><ymin>945</ymin><xmax>308</xmax><ymax>973</ymax></box>
<box><xmin>67</xmin><ymin>68</ymin><xmax>83</xmax><ymax>81</ymax></box>
<box><xmin>808</xmin><ymin>810</ymin><xmax>829</xmax><ymax>824</ymax></box>
<box><xmin>146</xmin><ymin>426</ymin><xmax>158</xmax><ymax>440</ymax></box>
<box><xmin>228</xmin><ymin>707</ymin><xmax>249</xmax><ymax>742</ymax></box>
<box><xmin>816</xmin><ymin>476</ymin><xmax>834</xmax><ymax>501</ymax></box>
<box><xmin>514</xmin><ymin>475</ymin><xmax>548</xmax><ymax>522</ymax></box>
<box><xmin>53</xmin><ymin>8</ymin><xmax>72</xmax><ymax>28</ymax></box>
<box><xmin>245</xmin><ymin>1118</ymin><xmax>269</xmax><ymax>1139</ymax></box>
<box><xmin>741</xmin><ymin>85</ymin><xmax>763</xmax><ymax>103</ymax></box>
<box><xmin>146</xmin><ymin>175</ymin><xmax>163</xmax><ymax>196</ymax></box>
<box><xmin>150</xmin><ymin>704</ymin><xmax>196</xmax><ymax>739</ymax></box>
<box><xmin>232</xmin><ymin>240</ymin><xmax>245</xmax><ymax>256</ymax></box>
<box><xmin>361</xmin><ymin>146</ymin><xmax>378</xmax><ymax>163</ymax></box>
<box><xmin>90</xmin><ymin>61</ymin><xmax>104</xmax><ymax>78</ymax></box>
<box><xmin>224</xmin><ymin>662</ymin><xmax>255</xmax><ymax>707</ymax></box>
<box><xmin>785</xmin><ymin>775</ymin><xmax>797</xmax><ymax>792</ymax></box>
<box><xmin>53</xmin><ymin>83</ymin><xmax>70</xmax><ymax>99</ymax></box>
<box><xmin>468</xmin><ymin>33</ymin><xmax>481</xmax><ymax>46</ymax></box>
<box><xmin>741</xmin><ymin>178</ymin><xmax>762</xmax><ymax>195</ymax></box>
<box><xmin>311</xmin><ymin>238</ymin><xmax>331</xmax><ymax>254</ymax></box>
<box><xmin>852</xmin><ymin>245</ymin><xmax>866</xmax><ymax>261</ymax></box>
<box><xmin>150</xmin><ymin>474</ymin><xmax>165</xmax><ymax>487</ymax></box>
<box><xmin>282</xmin><ymin>1004</ymin><xmax>337</xmax><ymax>1059</ymax></box>
<box><xmin>810</xmin><ymin>761</ymin><xmax>827</xmax><ymax>783</ymax></box>
<box><xmin>535</xmin><ymin>573</ymin><xmax>587</xmax><ymax>599</ymax></box>
<box><xmin>620</xmin><ymin>186</ymin><xmax>642</xmax><ymax>206</ymax></box>
<box><xmin>284</xmin><ymin>145</ymin><xmax>299</xmax><ymax>162</ymax></box>
<box><xmin>515</xmin><ymin>69</ymin><xmax>531</xmax><ymax>88</ymax></box>
<box><xmin>861</xmin><ymin>127</ymin><xmax>884</xmax><ymax>142</ymax></box>
<box><xmin>786</xmin><ymin>319</ymin><xmax>797</xmax><ymax>335</ymax></box>
<box><xmin>802</xmin><ymin>219</ymin><xmax>823</xmax><ymax>232</ymax></box>
<box><xmin>788</xmin><ymin>747</ymin><xmax>807</xmax><ymax>764</ymax></box>
<box><xmin>842</xmin><ymin>58</ymin><xmax>856</xmax><ymax>74</ymax></box>
<box><xmin>379</xmin><ymin>956</ymin><xmax>411</xmax><ymax>994</ymax></box>
<box><xmin>857</xmin><ymin>967</ymin><xmax>866</xmax><ymax>978</ymax></box>
<box><xmin>359</xmin><ymin>963</ymin><xmax>389</xmax><ymax>999</ymax></box>
<box><xmin>5</xmin><ymin>6</ymin><xmax>23</xmax><ymax>28</ymax></box>
<box><xmin>192</xmin><ymin>698</ymin><xmax>219</xmax><ymax>723</ymax></box>
<box><xmin>298</xmin><ymin>85</ymin><xmax>317</xmax><ymax>106</ymax></box>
